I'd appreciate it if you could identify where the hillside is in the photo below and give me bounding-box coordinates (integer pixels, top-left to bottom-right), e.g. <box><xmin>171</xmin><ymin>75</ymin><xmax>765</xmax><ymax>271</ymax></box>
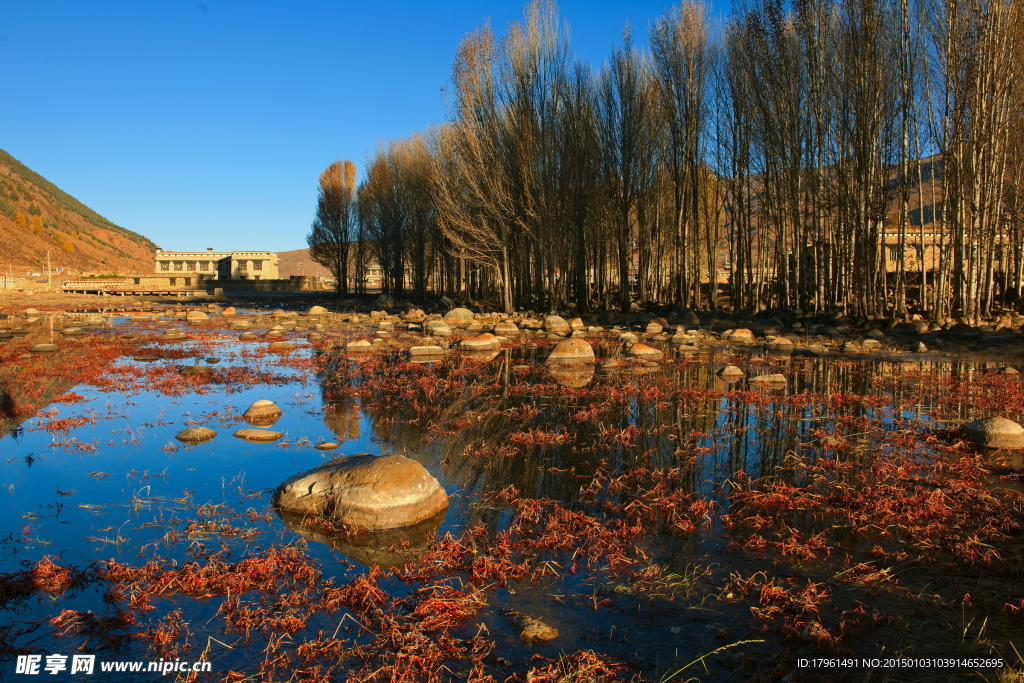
<box><xmin>277</xmin><ymin>248</ymin><xmax>332</xmax><ymax>278</ymax></box>
<box><xmin>0</xmin><ymin>149</ymin><xmax>155</xmax><ymax>275</ymax></box>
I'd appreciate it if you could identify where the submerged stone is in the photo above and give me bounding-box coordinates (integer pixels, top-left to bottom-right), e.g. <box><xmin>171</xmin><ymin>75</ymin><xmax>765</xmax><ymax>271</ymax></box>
<box><xmin>501</xmin><ymin>610</ymin><xmax>559</xmax><ymax>644</ymax></box>
<box><xmin>272</xmin><ymin>453</ymin><xmax>448</xmax><ymax>530</ymax></box>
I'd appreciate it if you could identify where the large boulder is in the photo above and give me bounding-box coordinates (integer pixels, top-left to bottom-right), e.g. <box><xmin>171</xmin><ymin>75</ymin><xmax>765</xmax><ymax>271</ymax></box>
<box><xmin>727</xmin><ymin>328</ymin><xmax>755</xmax><ymax>342</ymax></box>
<box><xmin>543</xmin><ymin>315</ymin><xmax>570</xmax><ymax>335</ymax></box>
<box><xmin>546</xmin><ymin>338</ymin><xmax>595</xmax><ymax>363</ymax></box>
<box><xmin>272</xmin><ymin>453</ymin><xmax>448</xmax><ymax>530</ymax></box>
<box><xmin>443</xmin><ymin>308</ymin><xmax>475</xmax><ymax>326</ymax></box>
<box><xmin>244</xmin><ymin>400</ymin><xmax>282</xmax><ymax>425</ymax></box>
<box><xmin>964</xmin><ymin>417</ymin><xmax>1024</xmax><ymax>450</ymax></box>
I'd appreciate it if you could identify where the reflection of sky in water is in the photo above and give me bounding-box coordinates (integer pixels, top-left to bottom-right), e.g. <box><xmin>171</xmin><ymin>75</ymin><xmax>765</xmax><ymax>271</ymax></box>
<box><xmin>0</xmin><ymin>317</ymin><xmax>1006</xmax><ymax>581</ymax></box>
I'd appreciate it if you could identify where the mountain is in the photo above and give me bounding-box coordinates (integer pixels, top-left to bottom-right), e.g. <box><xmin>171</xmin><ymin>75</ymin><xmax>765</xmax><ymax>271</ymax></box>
<box><xmin>0</xmin><ymin>149</ymin><xmax>155</xmax><ymax>275</ymax></box>
<box><xmin>276</xmin><ymin>248</ymin><xmax>332</xmax><ymax>278</ymax></box>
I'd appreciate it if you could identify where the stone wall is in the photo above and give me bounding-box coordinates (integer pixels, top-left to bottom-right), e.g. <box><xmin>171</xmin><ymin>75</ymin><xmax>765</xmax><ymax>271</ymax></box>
<box><xmin>206</xmin><ymin>276</ymin><xmax>319</xmax><ymax>293</ymax></box>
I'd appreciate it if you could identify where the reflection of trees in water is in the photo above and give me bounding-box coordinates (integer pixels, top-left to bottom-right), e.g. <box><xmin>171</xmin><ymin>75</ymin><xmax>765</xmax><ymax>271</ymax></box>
<box><xmin>313</xmin><ymin>347</ymin><xmax>1011</xmax><ymax>526</ymax></box>
<box><xmin>322</xmin><ymin>397</ymin><xmax>360</xmax><ymax>442</ymax></box>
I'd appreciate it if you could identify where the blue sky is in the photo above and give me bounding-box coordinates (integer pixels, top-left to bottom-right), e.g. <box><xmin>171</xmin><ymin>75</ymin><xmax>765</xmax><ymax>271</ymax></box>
<box><xmin>1</xmin><ymin>1</ymin><xmax>723</xmax><ymax>253</ymax></box>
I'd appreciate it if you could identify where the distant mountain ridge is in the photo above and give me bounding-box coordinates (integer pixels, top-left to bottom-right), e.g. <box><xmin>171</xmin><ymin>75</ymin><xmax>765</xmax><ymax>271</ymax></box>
<box><xmin>0</xmin><ymin>149</ymin><xmax>155</xmax><ymax>274</ymax></box>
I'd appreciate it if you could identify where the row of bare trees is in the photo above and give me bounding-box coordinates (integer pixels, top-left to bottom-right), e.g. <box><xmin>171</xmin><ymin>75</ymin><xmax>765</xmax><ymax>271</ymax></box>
<box><xmin>311</xmin><ymin>0</ymin><xmax>1023</xmax><ymax>318</ymax></box>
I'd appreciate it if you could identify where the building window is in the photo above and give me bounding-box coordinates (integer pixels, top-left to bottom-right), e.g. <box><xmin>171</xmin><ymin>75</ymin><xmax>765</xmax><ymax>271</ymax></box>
<box><xmin>169</xmin><ymin>278</ymin><xmax>177</xmax><ymax>286</ymax></box>
<box><xmin>174</xmin><ymin>262</ymin><xmax>183</xmax><ymax>271</ymax></box>
<box><xmin>887</xmin><ymin>246</ymin><xmax>901</xmax><ymax>261</ymax></box>
<box><xmin>238</xmin><ymin>260</ymin><xmax>248</xmax><ymax>271</ymax></box>
<box><xmin>133</xmin><ymin>278</ymin><xmax>140</xmax><ymax>285</ymax></box>
<box><xmin>160</xmin><ymin>261</ymin><xmax>170</xmax><ymax>271</ymax></box>
<box><xmin>199</xmin><ymin>261</ymin><xmax>209</xmax><ymax>271</ymax></box>
<box><xmin>187</xmin><ymin>262</ymin><xmax>196</xmax><ymax>271</ymax></box>
<box><xmin>185</xmin><ymin>278</ymin><xmax>192</xmax><ymax>286</ymax></box>
<box><xmin>253</xmin><ymin>260</ymin><xmax>263</xmax><ymax>271</ymax></box>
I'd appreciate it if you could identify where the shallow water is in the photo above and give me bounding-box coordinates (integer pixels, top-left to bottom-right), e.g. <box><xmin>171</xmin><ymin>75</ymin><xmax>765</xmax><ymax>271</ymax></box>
<box><xmin>2</xmin><ymin>311</ymin><xmax>1022</xmax><ymax>681</ymax></box>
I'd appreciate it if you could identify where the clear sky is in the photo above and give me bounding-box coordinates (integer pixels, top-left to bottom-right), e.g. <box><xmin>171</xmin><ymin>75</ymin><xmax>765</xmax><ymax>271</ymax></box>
<box><xmin>1</xmin><ymin>1</ymin><xmax>724</xmax><ymax>253</ymax></box>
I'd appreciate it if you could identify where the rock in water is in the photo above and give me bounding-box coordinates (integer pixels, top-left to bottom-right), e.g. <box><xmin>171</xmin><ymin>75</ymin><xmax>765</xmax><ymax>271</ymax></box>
<box><xmin>627</xmin><ymin>342</ymin><xmax>662</xmax><ymax>358</ymax></box>
<box><xmin>717</xmin><ymin>365</ymin><xmax>745</xmax><ymax>379</ymax></box>
<box><xmin>443</xmin><ymin>308</ymin><xmax>474</xmax><ymax>326</ymax></box>
<box><xmin>546</xmin><ymin>338</ymin><xmax>595</xmax><ymax>363</ymax></box>
<box><xmin>30</xmin><ymin>343</ymin><xmax>59</xmax><ymax>353</ymax></box>
<box><xmin>501</xmin><ymin>610</ymin><xmax>559</xmax><ymax>644</ymax></box>
<box><xmin>315</xmin><ymin>442</ymin><xmax>340</xmax><ymax>451</ymax></box>
<box><xmin>234</xmin><ymin>428</ymin><xmax>284</xmax><ymax>442</ymax></box>
<box><xmin>244</xmin><ymin>400</ymin><xmax>283</xmax><ymax>425</ymax></box>
<box><xmin>346</xmin><ymin>339</ymin><xmax>373</xmax><ymax>352</ymax></box>
<box><xmin>964</xmin><ymin>417</ymin><xmax>1024</xmax><ymax>450</ymax></box>
<box><xmin>308</xmin><ymin>305</ymin><xmax>328</xmax><ymax>316</ymax></box>
<box><xmin>727</xmin><ymin>328</ymin><xmax>755</xmax><ymax>342</ymax></box>
<box><xmin>176</xmin><ymin>427</ymin><xmax>217</xmax><ymax>444</ymax></box>
<box><xmin>272</xmin><ymin>453</ymin><xmax>448</xmax><ymax>530</ymax></box>
<box><xmin>460</xmin><ymin>333</ymin><xmax>501</xmax><ymax>351</ymax></box>
<box><xmin>543</xmin><ymin>315</ymin><xmax>570</xmax><ymax>335</ymax></box>
<box><xmin>180</xmin><ymin>365</ymin><xmax>212</xmax><ymax>376</ymax></box>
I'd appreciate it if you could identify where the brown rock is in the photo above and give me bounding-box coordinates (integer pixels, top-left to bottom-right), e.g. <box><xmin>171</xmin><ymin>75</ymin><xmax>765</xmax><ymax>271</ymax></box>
<box><xmin>727</xmin><ymin>328</ymin><xmax>755</xmax><ymax>342</ymax></box>
<box><xmin>543</xmin><ymin>315</ymin><xmax>570</xmax><ymax>335</ymax></box>
<box><xmin>347</xmin><ymin>339</ymin><xmax>373</xmax><ymax>352</ymax></box>
<box><xmin>30</xmin><ymin>343</ymin><xmax>60</xmax><ymax>353</ymax></box>
<box><xmin>315</xmin><ymin>442</ymin><xmax>340</xmax><ymax>451</ymax></box>
<box><xmin>244</xmin><ymin>400</ymin><xmax>283</xmax><ymax>425</ymax></box>
<box><xmin>501</xmin><ymin>610</ymin><xmax>559</xmax><ymax>644</ymax></box>
<box><xmin>627</xmin><ymin>342</ymin><xmax>662</xmax><ymax>358</ymax></box>
<box><xmin>234</xmin><ymin>428</ymin><xmax>284</xmax><ymax>442</ymax></box>
<box><xmin>964</xmin><ymin>417</ymin><xmax>1024</xmax><ymax>450</ymax></box>
<box><xmin>460</xmin><ymin>333</ymin><xmax>501</xmax><ymax>351</ymax></box>
<box><xmin>176</xmin><ymin>427</ymin><xmax>217</xmax><ymax>444</ymax></box>
<box><xmin>443</xmin><ymin>308</ymin><xmax>475</xmax><ymax>326</ymax></box>
<box><xmin>272</xmin><ymin>453</ymin><xmax>448</xmax><ymax>530</ymax></box>
<box><xmin>717</xmin><ymin>365</ymin><xmax>744</xmax><ymax>378</ymax></box>
<box><xmin>180</xmin><ymin>365</ymin><xmax>213</xmax><ymax>376</ymax></box>
<box><xmin>546</xmin><ymin>338</ymin><xmax>595</xmax><ymax>363</ymax></box>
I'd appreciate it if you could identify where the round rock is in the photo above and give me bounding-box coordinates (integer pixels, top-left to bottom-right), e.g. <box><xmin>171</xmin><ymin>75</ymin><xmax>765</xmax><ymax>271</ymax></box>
<box><xmin>964</xmin><ymin>417</ymin><xmax>1024</xmax><ymax>450</ymax></box>
<box><xmin>443</xmin><ymin>308</ymin><xmax>475</xmax><ymax>326</ymax></box>
<box><xmin>546</xmin><ymin>338</ymin><xmax>595</xmax><ymax>363</ymax></box>
<box><xmin>244</xmin><ymin>400</ymin><xmax>283</xmax><ymax>425</ymax></box>
<box><xmin>176</xmin><ymin>427</ymin><xmax>217</xmax><ymax>444</ymax></box>
<box><xmin>272</xmin><ymin>453</ymin><xmax>448</xmax><ymax>530</ymax></box>
<box><xmin>308</xmin><ymin>305</ymin><xmax>328</xmax><ymax>316</ymax></box>
<box><xmin>543</xmin><ymin>315</ymin><xmax>570</xmax><ymax>335</ymax></box>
